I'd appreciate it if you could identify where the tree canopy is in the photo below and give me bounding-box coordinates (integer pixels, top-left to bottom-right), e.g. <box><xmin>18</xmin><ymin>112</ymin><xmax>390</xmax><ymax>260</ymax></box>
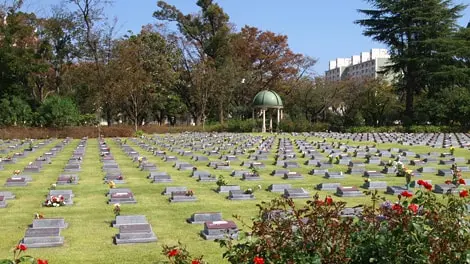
<box><xmin>0</xmin><ymin>0</ymin><xmax>469</xmax><ymax>131</ymax></box>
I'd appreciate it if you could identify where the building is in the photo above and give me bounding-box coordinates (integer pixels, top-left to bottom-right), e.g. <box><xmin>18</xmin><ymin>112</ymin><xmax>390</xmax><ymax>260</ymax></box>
<box><xmin>325</xmin><ymin>49</ymin><xmax>392</xmax><ymax>82</ymax></box>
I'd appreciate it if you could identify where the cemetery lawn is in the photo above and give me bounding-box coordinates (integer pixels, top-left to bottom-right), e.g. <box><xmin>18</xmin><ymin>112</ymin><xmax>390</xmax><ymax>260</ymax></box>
<box><xmin>0</xmin><ymin>135</ymin><xmax>467</xmax><ymax>263</ymax></box>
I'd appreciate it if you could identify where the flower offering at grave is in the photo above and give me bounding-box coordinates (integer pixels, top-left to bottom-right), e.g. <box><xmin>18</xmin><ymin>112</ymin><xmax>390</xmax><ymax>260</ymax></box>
<box><xmin>109</xmin><ymin>181</ymin><xmax>116</xmax><ymax>189</ymax></box>
<box><xmin>113</xmin><ymin>203</ymin><xmax>121</xmax><ymax>216</ymax></box>
<box><xmin>44</xmin><ymin>195</ymin><xmax>65</xmax><ymax>207</ymax></box>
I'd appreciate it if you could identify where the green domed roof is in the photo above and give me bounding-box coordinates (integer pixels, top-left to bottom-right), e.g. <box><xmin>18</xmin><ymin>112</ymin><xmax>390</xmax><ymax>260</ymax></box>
<box><xmin>253</xmin><ymin>90</ymin><xmax>283</xmax><ymax>108</ymax></box>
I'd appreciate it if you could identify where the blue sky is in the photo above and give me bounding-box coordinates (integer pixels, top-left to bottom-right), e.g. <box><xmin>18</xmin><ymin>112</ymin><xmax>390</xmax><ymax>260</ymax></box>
<box><xmin>24</xmin><ymin>0</ymin><xmax>470</xmax><ymax>75</ymax></box>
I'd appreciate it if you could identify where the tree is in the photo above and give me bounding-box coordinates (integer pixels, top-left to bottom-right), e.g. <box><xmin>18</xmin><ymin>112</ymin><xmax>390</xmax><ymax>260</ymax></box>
<box><xmin>154</xmin><ymin>0</ymin><xmax>232</xmax><ymax>124</ymax></box>
<box><xmin>68</xmin><ymin>0</ymin><xmax>117</xmax><ymax>125</ymax></box>
<box><xmin>356</xmin><ymin>0</ymin><xmax>466</xmax><ymax>125</ymax></box>
<box><xmin>108</xmin><ymin>27</ymin><xmax>178</xmax><ymax>131</ymax></box>
<box><xmin>0</xmin><ymin>96</ymin><xmax>32</xmax><ymax>126</ymax></box>
<box><xmin>37</xmin><ymin>96</ymin><xmax>80</xmax><ymax>127</ymax></box>
<box><xmin>40</xmin><ymin>6</ymin><xmax>79</xmax><ymax>95</ymax></box>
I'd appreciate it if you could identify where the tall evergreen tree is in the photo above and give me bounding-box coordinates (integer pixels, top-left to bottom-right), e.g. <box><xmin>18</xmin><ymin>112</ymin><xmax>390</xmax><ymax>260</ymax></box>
<box><xmin>356</xmin><ymin>0</ymin><xmax>465</xmax><ymax>125</ymax></box>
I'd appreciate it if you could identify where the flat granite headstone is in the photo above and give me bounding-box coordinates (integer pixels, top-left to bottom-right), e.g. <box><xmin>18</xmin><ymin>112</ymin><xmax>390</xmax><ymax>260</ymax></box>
<box><xmin>283</xmin><ymin>161</ymin><xmax>299</xmax><ymax>168</ymax></box>
<box><xmin>231</xmin><ymin>170</ymin><xmax>250</xmax><ymax>177</ymax></box>
<box><xmin>193</xmin><ymin>156</ymin><xmax>209</xmax><ymax>161</ymax></box>
<box><xmin>362</xmin><ymin>181</ymin><xmax>387</xmax><ymax>190</ymax></box>
<box><xmin>115</xmin><ymin>224</ymin><xmax>158</xmax><ymax>245</ymax></box>
<box><xmin>438</xmin><ymin>169</ymin><xmax>453</xmax><ymax>176</ymax></box>
<box><xmin>386</xmin><ymin>186</ymin><xmax>410</xmax><ymax>195</ymax></box>
<box><xmin>170</xmin><ymin>191</ymin><xmax>197</xmax><ymax>202</ymax></box>
<box><xmin>50</xmin><ymin>190</ymin><xmax>74</xmax><ymax>198</ymax></box>
<box><xmin>228</xmin><ymin>190</ymin><xmax>255</xmax><ymax>200</ymax></box>
<box><xmin>325</xmin><ymin>171</ymin><xmax>344</xmax><ymax>179</ymax></box>
<box><xmin>339</xmin><ymin>207</ymin><xmax>364</xmax><ymax>218</ymax></box>
<box><xmin>284</xmin><ymin>188</ymin><xmax>310</xmax><ymax>199</ymax></box>
<box><xmin>23</xmin><ymin>166</ymin><xmax>40</xmax><ymax>173</ymax></box>
<box><xmin>109</xmin><ymin>192</ymin><xmax>136</xmax><ymax>204</ymax></box>
<box><xmin>56</xmin><ymin>175</ymin><xmax>78</xmax><ymax>185</ymax></box>
<box><xmin>5</xmin><ymin>177</ymin><xmax>27</xmax><ymax>187</ymax></box>
<box><xmin>433</xmin><ymin>184</ymin><xmax>458</xmax><ymax>194</ymax></box>
<box><xmin>152</xmin><ymin>174</ymin><xmax>172</xmax><ymax>183</ymax></box>
<box><xmin>364</xmin><ymin>171</ymin><xmax>384</xmax><ymax>178</ymax></box>
<box><xmin>283</xmin><ymin>171</ymin><xmax>303</xmax><ymax>180</ymax></box>
<box><xmin>418</xmin><ymin>167</ymin><xmax>436</xmax><ymax>173</ymax></box>
<box><xmin>268</xmin><ymin>184</ymin><xmax>292</xmax><ymax>192</ymax></box>
<box><xmin>316</xmin><ymin>182</ymin><xmax>341</xmax><ymax>191</ymax></box>
<box><xmin>217</xmin><ymin>185</ymin><xmax>240</xmax><ymax>193</ymax></box>
<box><xmin>201</xmin><ymin>221</ymin><xmax>238</xmax><ymax>240</ymax></box>
<box><xmin>0</xmin><ymin>196</ymin><xmax>6</xmax><ymax>208</ymax></box>
<box><xmin>242</xmin><ymin>173</ymin><xmax>261</xmax><ymax>181</ymax></box>
<box><xmin>32</xmin><ymin>218</ymin><xmax>68</xmax><ymax>229</ymax></box>
<box><xmin>113</xmin><ymin>215</ymin><xmax>148</xmax><ymax>228</ymax></box>
<box><xmin>187</xmin><ymin>212</ymin><xmax>223</xmax><ymax>224</ymax></box>
<box><xmin>0</xmin><ymin>191</ymin><xmax>15</xmax><ymax>199</ymax></box>
<box><xmin>310</xmin><ymin>169</ymin><xmax>328</xmax><ymax>176</ymax></box>
<box><xmin>250</xmin><ymin>162</ymin><xmax>265</xmax><ymax>169</ymax></box>
<box><xmin>336</xmin><ymin>186</ymin><xmax>363</xmax><ymax>197</ymax></box>
<box><xmin>22</xmin><ymin>228</ymin><xmax>64</xmax><ymax>248</ymax></box>
<box><xmin>271</xmin><ymin>170</ymin><xmax>289</xmax><ymax>176</ymax></box>
<box><xmin>198</xmin><ymin>175</ymin><xmax>217</xmax><ymax>182</ymax></box>
<box><xmin>192</xmin><ymin>171</ymin><xmax>211</xmax><ymax>178</ymax></box>
<box><xmin>162</xmin><ymin>187</ymin><xmax>187</xmax><ymax>195</ymax></box>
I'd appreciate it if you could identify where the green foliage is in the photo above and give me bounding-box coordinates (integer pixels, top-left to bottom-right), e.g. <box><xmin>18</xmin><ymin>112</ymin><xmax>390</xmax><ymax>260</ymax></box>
<box><xmin>216</xmin><ymin>175</ymin><xmax>227</xmax><ymax>187</ymax></box>
<box><xmin>218</xmin><ymin>190</ymin><xmax>470</xmax><ymax>264</ymax></box>
<box><xmin>279</xmin><ymin>119</ymin><xmax>329</xmax><ymax>132</ymax></box>
<box><xmin>0</xmin><ymin>97</ymin><xmax>32</xmax><ymax>126</ymax></box>
<box><xmin>356</xmin><ymin>0</ymin><xmax>467</xmax><ymax>123</ymax></box>
<box><xmin>226</xmin><ymin>119</ymin><xmax>255</xmax><ymax>132</ymax></box>
<box><xmin>134</xmin><ymin>130</ymin><xmax>144</xmax><ymax>137</ymax></box>
<box><xmin>160</xmin><ymin>242</ymin><xmax>207</xmax><ymax>264</ymax></box>
<box><xmin>37</xmin><ymin>96</ymin><xmax>80</xmax><ymax>127</ymax></box>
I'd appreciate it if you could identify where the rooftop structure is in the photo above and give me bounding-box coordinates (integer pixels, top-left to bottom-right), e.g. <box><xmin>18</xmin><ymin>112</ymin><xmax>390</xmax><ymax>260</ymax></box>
<box><xmin>325</xmin><ymin>49</ymin><xmax>392</xmax><ymax>82</ymax></box>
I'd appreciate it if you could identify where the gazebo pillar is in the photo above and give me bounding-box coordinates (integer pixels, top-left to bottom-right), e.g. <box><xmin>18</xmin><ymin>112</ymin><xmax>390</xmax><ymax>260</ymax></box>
<box><xmin>277</xmin><ymin>108</ymin><xmax>280</xmax><ymax>131</ymax></box>
<box><xmin>262</xmin><ymin>109</ymin><xmax>266</xmax><ymax>133</ymax></box>
<box><xmin>269</xmin><ymin>111</ymin><xmax>273</xmax><ymax>132</ymax></box>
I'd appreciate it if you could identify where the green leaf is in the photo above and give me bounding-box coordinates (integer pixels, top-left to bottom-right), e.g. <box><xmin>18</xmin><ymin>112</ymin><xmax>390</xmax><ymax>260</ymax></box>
<box><xmin>18</xmin><ymin>256</ymin><xmax>36</xmax><ymax>263</ymax></box>
<box><xmin>0</xmin><ymin>260</ymin><xmax>14</xmax><ymax>264</ymax></box>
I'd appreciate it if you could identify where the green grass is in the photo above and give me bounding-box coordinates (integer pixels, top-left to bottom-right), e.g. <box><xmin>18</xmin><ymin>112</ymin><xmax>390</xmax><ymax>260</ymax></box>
<box><xmin>0</xmin><ymin>134</ymin><xmax>468</xmax><ymax>263</ymax></box>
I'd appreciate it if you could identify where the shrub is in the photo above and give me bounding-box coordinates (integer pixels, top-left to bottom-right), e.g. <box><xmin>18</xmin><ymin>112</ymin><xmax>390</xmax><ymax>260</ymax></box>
<box><xmin>217</xmin><ymin>189</ymin><xmax>470</xmax><ymax>264</ymax></box>
<box><xmin>219</xmin><ymin>195</ymin><xmax>355</xmax><ymax>264</ymax></box>
<box><xmin>160</xmin><ymin>242</ymin><xmax>207</xmax><ymax>264</ymax></box>
<box><xmin>37</xmin><ymin>96</ymin><xmax>80</xmax><ymax>128</ymax></box>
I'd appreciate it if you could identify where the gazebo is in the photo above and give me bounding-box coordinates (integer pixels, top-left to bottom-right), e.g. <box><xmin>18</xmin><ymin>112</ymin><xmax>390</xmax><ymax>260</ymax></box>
<box><xmin>252</xmin><ymin>90</ymin><xmax>284</xmax><ymax>133</ymax></box>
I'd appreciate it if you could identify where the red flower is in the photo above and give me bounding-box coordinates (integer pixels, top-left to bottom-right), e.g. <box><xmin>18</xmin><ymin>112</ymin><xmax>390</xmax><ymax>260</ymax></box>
<box><xmin>315</xmin><ymin>200</ymin><xmax>324</xmax><ymax>206</ymax></box>
<box><xmin>400</xmin><ymin>191</ymin><xmax>413</xmax><ymax>198</ymax></box>
<box><xmin>417</xmin><ymin>179</ymin><xmax>425</xmax><ymax>186</ymax></box>
<box><xmin>192</xmin><ymin>260</ymin><xmax>201</xmax><ymax>264</ymax></box>
<box><xmin>459</xmin><ymin>178</ymin><xmax>466</xmax><ymax>185</ymax></box>
<box><xmin>16</xmin><ymin>244</ymin><xmax>27</xmax><ymax>251</ymax></box>
<box><xmin>423</xmin><ymin>182</ymin><xmax>433</xmax><ymax>191</ymax></box>
<box><xmin>445</xmin><ymin>180</ymin><xmax>452</xmax><ymax>184</ymax></box>
<box><xmin>408</xmin><ymin>203</ymin><xmax>419</xmax><ymax>214</ymax></box>
<box><xmin>254</xmin><ymin>256</ymin><xmax>265</xmax><ymax>264</ymax></box>
<box><xmin>168</xmin><ymin>249</ymin><xmax>178</xmax><ymax>257</ymax></box>
<box><xmin>325</xmin><ymin>196</ymin><xmax>333</xmax><ymax>205</ymax></box>
<box><xmin>391</xmin><ymin>203</ymin><xmax>403</xmax><ymax>214</ymax></box>
<box><xmin>460</xmin><ymin>189</ymin><xmax>469</xmax><ymax>198</ymax></box>
<box><xmin>37</xmin><ymin>259</ymin><xmax>48</xmax><ymax>264</ymax></box>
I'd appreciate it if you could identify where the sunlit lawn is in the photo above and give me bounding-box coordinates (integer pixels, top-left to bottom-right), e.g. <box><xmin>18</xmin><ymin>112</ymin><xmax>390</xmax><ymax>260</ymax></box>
<box><xmin>0</xmin><ymin>134</ymin><xmax>467</xmax><ymax>263</ymax></box>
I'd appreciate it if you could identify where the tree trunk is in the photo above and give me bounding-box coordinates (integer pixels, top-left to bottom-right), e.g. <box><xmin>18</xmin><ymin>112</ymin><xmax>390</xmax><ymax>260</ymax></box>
<box><xmin>404</xmin><ymin>79</ymin><xmax>414</xmax><ymax>126</ymax></box>
<box><xmin>219</xmin><ymin>106</ymin><xmax>224</xmax><ymax>124</ymax></box>
<box><xmin>106</xmin><ymin>109</ymin><xmax>112</xmax><ymax>127</ymax></box>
